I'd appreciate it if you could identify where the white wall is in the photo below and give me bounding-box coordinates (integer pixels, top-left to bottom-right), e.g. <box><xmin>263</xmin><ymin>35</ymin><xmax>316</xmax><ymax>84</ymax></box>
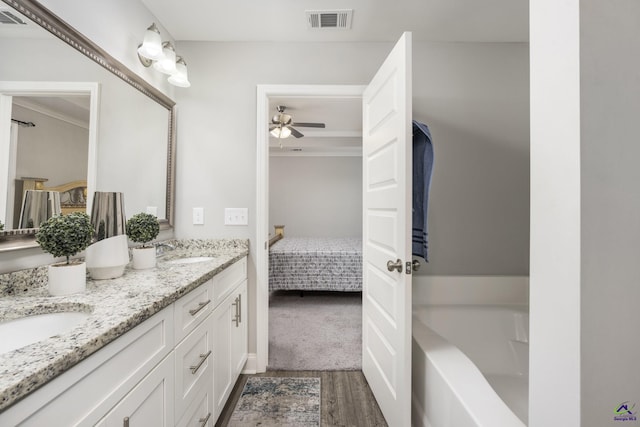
<box><xmin>173</xmin><ymin>40</ymin><xmax>530</xmax><ymax>353</ymax></box>
<box><xmin>580</xmin><ymin>0</ymin><xmax>640</xmax><ymax>425</ymax></box>
<box><xmin>12</xmin><ymin>104</ymin><xmax>88</xmax><ymax>187</ymax></box>
<box><xmin>530</xmin><ymin>1</ymin><xmax>640</xmax><ymax>426</ymax></box>
<box><xmin>175</xmin><ymin>40</ymin><xmax>530</xmax><ymax>274</ymax></box>
<box><xmin>529</xmin><ymin>1</ymin><xmax>581</xmax><ymax>425</ymax></box>
<box><xmin>269</xmin><ymin>156</ymin><xmax>362</xmax><ymax>237</ymax></box>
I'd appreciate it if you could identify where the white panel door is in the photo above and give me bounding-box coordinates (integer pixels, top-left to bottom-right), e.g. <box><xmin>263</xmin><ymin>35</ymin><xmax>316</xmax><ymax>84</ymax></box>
<box><xmin>362</xmin><ymin>32</ymin><xmax>412</xmax><ymax>427</ymax></box>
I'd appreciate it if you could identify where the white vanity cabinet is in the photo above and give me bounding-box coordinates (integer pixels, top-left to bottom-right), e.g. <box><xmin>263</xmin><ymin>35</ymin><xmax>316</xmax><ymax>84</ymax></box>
<box><xmin>0</xmin><ymin>256</ymin><xmax>248</xmax><ymax>427</ymax></box>
<box><xmin>0</xmin><ymin>306</ymin><xmax>175</xmax><ymax>427</ymax></box>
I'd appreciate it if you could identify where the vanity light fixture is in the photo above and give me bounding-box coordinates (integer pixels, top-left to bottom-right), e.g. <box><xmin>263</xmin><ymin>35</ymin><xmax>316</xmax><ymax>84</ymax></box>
<box><xmin>167</xmin><ymin>57</ymin><xmax>190</xmax><ymax>87</ymax></box>
<box><xmin>137</xmin><ymin>23</ymin><xmax>191</xmax><ymax>88</ymax></box>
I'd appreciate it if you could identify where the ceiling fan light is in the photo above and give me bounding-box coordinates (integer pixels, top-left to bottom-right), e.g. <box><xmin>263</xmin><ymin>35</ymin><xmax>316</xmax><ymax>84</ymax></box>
<box><xmin>168</xmin><ymin>57</ymin><xmax>191</xmax><ymax>87</ymax></box>
<box><xmin>270</xmin><ymin>126</ymin><xmax>291</xmax><ymax>139</ymax></box>
<box><xmin>153</xmin><ymin>42</ymin><xmax>177</xmax><ymax>75</ymax></box>
<box><xmin>137</xmin><ymin>23</ymin><xmax>163</xmax><ymax>61</ymax></box>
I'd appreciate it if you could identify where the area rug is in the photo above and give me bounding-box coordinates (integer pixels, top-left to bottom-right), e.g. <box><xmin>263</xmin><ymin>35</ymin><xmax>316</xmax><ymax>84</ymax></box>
<box><xmin>269</xmin><ymin>291</ymin><xmax>362</xmax><ymax>370</ymax></box>
<box><xmin>228</xmin><ymin>377</ymin><xmax>321</xmax><ymax>427</ymax></box>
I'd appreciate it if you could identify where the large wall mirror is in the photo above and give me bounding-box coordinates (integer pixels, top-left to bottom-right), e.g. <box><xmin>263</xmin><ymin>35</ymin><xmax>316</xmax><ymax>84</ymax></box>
<box><xmin>0</xmin><ymin>0</ymin><xmax>176</xmax><ymax>251</ymax></box>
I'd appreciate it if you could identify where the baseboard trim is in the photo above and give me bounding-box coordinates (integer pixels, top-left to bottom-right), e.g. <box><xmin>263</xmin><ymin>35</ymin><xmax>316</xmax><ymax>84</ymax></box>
<box><xmin>412</xmin><ymin>275</ymin><xmax>529</xmax><ymax>306</ymax></box>
<box><xmin>242</xmin><ymin>353</ymin><xmax>259</xmax><ymax>374</ymax></box>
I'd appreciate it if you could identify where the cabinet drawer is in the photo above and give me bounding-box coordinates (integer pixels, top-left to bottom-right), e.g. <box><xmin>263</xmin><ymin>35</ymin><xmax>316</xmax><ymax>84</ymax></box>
<box><xmin>176</xmin><ymin>388</ymin><xmax>214</xmax><ymax>427</ymax></box>
<box><xmin>174</xmin><ymin>312</ymin><xmax>213</xmax><ymax>420</ymax></box>
<box><xmin>174</xmin><ymin>278</ymin><xmax>214</xmax><ymax>343</ymax></box>
<box><xmin>212</xmin><ymin>257</ymin><xmax>247</xmax><ymax>306</ymax></box>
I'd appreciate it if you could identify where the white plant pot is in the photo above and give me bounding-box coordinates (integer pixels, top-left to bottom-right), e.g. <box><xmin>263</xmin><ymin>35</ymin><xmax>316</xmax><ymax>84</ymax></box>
<box><xmin>48</xmin><ymin>262</ymin><xmax>86</xmax><ymax>296</ymax></box>
<box><xmin>132</xmin><ymin>247</ymin><xmax>156</xmax><ymax>270</ymax></box>
<box><xmin>86</xmin><ymin>234</ymin><xmax>130</xmax><ymax>280</ymax></box>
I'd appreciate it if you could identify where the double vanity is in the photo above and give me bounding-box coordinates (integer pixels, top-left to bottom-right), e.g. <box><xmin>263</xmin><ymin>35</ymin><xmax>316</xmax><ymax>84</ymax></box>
<box><xmin>0</xmin><ymin>239</ymin><xmax>249</xmax><ymax>426</ymax></box>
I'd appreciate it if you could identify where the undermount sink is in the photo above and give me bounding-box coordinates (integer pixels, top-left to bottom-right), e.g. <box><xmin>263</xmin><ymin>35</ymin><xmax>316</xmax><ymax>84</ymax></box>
<box><xmin>0</xmin><ymin>311</ymin><xmax>91</xmax><ymax>354</ymax></box>
<box><xmin>163</xmin><ymin>256</ymin><xmax>215</xmax><ymax>265</ymax></box>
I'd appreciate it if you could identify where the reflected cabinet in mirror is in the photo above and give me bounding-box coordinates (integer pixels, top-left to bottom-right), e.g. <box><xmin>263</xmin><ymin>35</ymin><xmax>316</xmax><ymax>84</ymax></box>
<box><xmin>0</xmin><ymin>0</ymin><xmax>176</xmax><ymax>251</ymax></box>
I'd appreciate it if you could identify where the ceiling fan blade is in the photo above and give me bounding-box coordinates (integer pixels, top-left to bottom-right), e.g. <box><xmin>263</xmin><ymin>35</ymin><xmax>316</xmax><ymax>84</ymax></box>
<box><xmin>289</xmin><ymin>127</ymin><xmax>304</xmax><ymax>138</ymax></box>
<box><xmin>292</xmin><ymin>122</ymin><xmax>325</xmax><ymax>128</ymax></box>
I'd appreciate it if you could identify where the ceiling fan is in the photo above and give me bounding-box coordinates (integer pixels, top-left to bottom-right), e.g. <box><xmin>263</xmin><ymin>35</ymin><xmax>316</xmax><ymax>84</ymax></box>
<box><xmin>269</xmin><ymin>105</ymin><xmax>325</xmax><ymax>139</ymax></box>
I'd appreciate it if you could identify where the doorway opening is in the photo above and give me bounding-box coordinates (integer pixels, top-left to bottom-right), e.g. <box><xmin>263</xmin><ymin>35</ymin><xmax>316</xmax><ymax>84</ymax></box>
<box><xmin>255</xmin><ymin>84</ymin><xmax>366</xmax><ymax>372</ymax></box>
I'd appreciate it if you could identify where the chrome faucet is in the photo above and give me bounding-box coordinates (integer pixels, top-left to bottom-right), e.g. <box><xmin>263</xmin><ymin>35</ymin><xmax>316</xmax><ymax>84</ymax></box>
<box><xmin>155</xmin><ymin>242</ymin><xmax>175</xmax><ymax>256</ymax></box>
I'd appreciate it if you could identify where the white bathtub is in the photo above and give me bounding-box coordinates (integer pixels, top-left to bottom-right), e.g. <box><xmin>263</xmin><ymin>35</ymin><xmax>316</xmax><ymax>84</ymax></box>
<box><xmin>412</xmin><ymin>305</ymin><xmax>528</xmax><ymax>427</ymax></box>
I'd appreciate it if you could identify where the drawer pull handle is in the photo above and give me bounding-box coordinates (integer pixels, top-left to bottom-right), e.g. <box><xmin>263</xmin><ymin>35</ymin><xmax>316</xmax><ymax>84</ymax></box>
<box><xmin>190</xmin><ymin>350</ymin><xmax>212</xmax><ymax>374</ymax></box>
<box><xmin>189</xmin><ymin>299</ymin><xmax>211</xmax><ymax>316</ymax></box>
<box><xmin>237</xmin><ymin>293</ymin><xmax>242</xmax><ymax>323</ymax></box>
<box><xmin>123</xmin><ymin>416</ymin><xmax>129</xmax><ymax>427</ymax></box>
<box><xmin>198</xmin><ymin>412</ymin><xmax>212</xmax><ymax>427</ymax></box>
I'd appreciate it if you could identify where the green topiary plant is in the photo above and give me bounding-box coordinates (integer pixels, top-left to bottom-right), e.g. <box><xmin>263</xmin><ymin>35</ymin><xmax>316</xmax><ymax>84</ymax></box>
<box><xmin>126</xmin><ymin>213</ymin><xmax>159</xmax><ymax>248</ymax></box>
<box><xmin>0</xmin><ymin>220</ymin><xmax>4</xmax><ymax>231</ymax></box>
<box><xmin>36</xmin><ymin>212</ymin><xmax>94</xmax><ymax>265</ymax></box>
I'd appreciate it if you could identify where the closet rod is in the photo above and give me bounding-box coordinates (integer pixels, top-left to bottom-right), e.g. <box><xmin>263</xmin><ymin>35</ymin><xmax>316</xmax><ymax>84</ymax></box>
<box><xmin>11</xmin><ymin>119</ymin><xmax>36</xmax><ymax>127</ymax></box>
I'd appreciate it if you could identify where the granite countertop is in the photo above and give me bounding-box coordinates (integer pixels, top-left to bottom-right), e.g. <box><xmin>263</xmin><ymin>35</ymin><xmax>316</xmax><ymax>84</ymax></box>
<box><xmin>0</xmin><ymin>239</ymin><xmax>249</xmax><ymax>412</ymax></box>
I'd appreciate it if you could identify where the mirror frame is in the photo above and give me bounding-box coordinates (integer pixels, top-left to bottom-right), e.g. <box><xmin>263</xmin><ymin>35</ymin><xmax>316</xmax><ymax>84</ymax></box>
<box><xmin>0</xmin><ymin>0</ymin><xmax>176</xmax><ymax>252</ymax></box>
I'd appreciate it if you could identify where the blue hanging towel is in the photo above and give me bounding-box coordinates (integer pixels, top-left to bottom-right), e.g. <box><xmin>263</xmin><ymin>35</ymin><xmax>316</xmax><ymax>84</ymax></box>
<box><xmin>412</xmin><ymin>120</ymin><xmax>434</xmax><ymax>261</ymax></box>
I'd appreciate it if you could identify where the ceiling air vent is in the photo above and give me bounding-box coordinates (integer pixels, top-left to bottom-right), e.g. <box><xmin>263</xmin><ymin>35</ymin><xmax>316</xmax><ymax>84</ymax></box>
<box><xmin>306</xmin><ymin>9</ymin><xmax>353</xmax><ymax>30</ymax></box>
<box><xmin>0</xmin><ymin>9</ymin><xmax>26</xmax><ymax>25</ymax></box>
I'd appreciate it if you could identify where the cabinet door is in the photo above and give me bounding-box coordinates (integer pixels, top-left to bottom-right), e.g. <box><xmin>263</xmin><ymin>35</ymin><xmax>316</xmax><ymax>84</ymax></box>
<box><xmin>212</xmin><ymin>296</ymin><xmax>233</xmax><ymax>419</ymax></box>
<box><xmin>98</xmin><ymin>353</ymin><xmax>175</xmax><ymax>427</ymax></box>
<box><xmin>230</xmin><ymin>280</ymin><xmax>248</xmax><ymax>378</ymax></box>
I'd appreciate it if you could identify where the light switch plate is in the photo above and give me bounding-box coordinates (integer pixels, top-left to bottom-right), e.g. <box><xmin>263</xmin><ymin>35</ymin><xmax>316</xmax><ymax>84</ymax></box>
<box><xmin>225</xmin><ymin>208</ymin><xmax>248</xmax><ymax>225</ymax></box>
<box><xmin>193</xmin><ymin>207</ymin><xmax>204</xmax><ymax>225</ymax></box>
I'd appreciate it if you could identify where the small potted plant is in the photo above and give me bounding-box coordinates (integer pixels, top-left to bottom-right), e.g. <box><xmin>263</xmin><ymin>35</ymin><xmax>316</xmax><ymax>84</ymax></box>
<box><xmin>36</xmin><ymin>212</ymin><xmax>94</xmax><ymax>296</ymax></box>
<box><xmin>126</xmin><ymin>212</ymin><xmax>160</xmax><ymax>269</ymax></box>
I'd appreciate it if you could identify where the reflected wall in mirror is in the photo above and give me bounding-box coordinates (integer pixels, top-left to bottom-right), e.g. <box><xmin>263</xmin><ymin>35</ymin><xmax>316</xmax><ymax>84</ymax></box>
<box><xmin>3</xmin><ymin>90</ymin><xmax>92</xmax><ymax>229</ymax></box>
<box><xmin>0</xmin><ymin>0</ymin><xmax>176</xmax><ymax>251</ymax></box>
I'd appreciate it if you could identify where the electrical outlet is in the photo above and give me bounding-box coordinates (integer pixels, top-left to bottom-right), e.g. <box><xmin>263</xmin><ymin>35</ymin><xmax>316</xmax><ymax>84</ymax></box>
<box><xmin>225</xmin><ymin>208</ymin><xmax>248</xmax><ymax>225</ymax></box>
<box><xmin>193</xmin><ymin>207</ymin><xmax>204</xmax><ymax>225</ymax></box>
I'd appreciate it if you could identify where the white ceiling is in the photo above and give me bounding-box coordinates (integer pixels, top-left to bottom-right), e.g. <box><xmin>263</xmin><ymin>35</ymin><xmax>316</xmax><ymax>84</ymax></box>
<box><xmin>13</xmin><ymin>96</ymin><xmax>91</xmax><ymax>129</ymax></box>
<box><xmin>141</xmin><ymin>0</ymin><xmax>529</xmax><ymax>43</ymax></box>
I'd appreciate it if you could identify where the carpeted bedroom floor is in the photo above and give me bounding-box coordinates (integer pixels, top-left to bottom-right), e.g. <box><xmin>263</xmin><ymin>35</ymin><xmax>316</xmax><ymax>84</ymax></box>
<box><xmin>268</xmin><ymin>291</ymin><xmax>362</xmax><ymax>371</ymax></box>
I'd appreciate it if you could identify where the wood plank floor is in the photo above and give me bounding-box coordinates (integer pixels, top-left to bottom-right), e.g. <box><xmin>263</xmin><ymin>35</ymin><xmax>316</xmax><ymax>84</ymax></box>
<box><xmin>215</xmin><ymin>370</ymin><xmax>388</xmax><ymax>427</ymax></box>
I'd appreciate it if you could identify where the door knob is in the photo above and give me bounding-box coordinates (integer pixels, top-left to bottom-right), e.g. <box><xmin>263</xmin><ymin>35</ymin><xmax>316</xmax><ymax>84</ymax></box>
<box><xmin>387</xmin><ymin>259</ymin><xmax>403</xmax><ymax>272</ymax></box>
<box><xmin>412</xmin><ymin>259</ymin><xmax>421</xmax><ymax>272</ymax></box>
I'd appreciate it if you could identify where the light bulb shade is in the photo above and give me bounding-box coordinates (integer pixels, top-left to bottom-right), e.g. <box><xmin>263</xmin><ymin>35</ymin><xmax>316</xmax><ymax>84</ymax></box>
<box><xmin>137</xmin><ymin>23</ymin><xmax>163</xmax><ymax>61</ymax></box>
<box><xmin>18</xmin><ymin>190</ymin><xmax>61</xmax><ymax>229</ymax></box>
<box><xmin>168</xmin><ymin>57</ymin><xmax>191</xmax><ymax>87</ymax></box>
<box><xmin>270</xmin><ymin>126</ymin><xmax>292</xmax><ymax>139</ymax></box>
<box><xmin>90</xmin><ymin>191</ymin><xmax>126</xmax><ymax>241</ymax></box>
<box><xmin>153</xmin><ymin>42</ymin><xmax>177</xmax><ymax>75</ymax></box>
